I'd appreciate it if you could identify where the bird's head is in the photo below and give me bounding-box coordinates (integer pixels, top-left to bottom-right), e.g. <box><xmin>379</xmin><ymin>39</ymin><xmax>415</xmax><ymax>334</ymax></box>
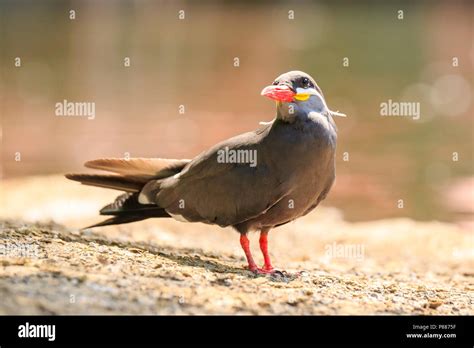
<box><xmin>261</xmin><ymin>70</ymin><xmax>346</xmax><ymax>121</ymax></box>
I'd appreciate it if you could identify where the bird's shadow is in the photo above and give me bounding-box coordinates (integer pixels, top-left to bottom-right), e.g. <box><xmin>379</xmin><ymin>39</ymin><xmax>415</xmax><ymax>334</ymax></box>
<box><xmin>46</xmin><ymin>223</ymin><xmax>298</xmax><ymax>282</ymax></box>
<box><xmin>151</xmin><ymin>251</ymin><xmax>300</xmax><ymax>283</ymax></box>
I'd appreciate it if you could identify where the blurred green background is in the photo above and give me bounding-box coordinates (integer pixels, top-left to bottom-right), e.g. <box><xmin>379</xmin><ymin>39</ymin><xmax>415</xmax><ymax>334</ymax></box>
<box><xmin>1</xmin><ymin>0</ymin><xmax>473</xmax><ymax>223</ymax></box>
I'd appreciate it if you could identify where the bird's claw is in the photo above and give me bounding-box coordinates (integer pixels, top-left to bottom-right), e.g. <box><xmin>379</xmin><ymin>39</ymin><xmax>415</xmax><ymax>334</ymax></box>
<box><xmin>255</xmin><ymin>268</ymin><xmax>274</xmax><ymax>275</ymax></box>
<box><xmin>250</xmin><ymin>266</ymin><xmax>285</xmax><ymax>276</ymax></box>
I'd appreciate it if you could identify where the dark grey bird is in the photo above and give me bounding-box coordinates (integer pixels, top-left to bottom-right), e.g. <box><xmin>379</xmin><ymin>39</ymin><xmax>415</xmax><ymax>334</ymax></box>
<box><xmin>66</xmin><ymin>71</ymin><xmax>346</xmax><ymax>274</ymax></box>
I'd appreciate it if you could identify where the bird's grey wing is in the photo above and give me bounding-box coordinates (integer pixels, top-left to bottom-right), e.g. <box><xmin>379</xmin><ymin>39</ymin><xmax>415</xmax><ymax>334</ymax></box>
<box><xmin>139</xmin><ymin>125</ymin><xmax>290</xmax><ymax>226</ymax></box>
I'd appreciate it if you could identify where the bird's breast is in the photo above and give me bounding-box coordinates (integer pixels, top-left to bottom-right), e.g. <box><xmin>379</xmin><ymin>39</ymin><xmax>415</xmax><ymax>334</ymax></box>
<box><xmin>264</xmin><ymin>122</ymin><xmax>336</xmax><ymax>201</ymax></box>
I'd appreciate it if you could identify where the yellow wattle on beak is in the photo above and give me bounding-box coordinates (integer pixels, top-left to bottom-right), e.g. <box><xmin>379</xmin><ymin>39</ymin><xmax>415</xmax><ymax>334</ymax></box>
<box><xmin>294</xmin><ymin>93</ymin><xmax>311</xmax><ymax>101</ymax></box>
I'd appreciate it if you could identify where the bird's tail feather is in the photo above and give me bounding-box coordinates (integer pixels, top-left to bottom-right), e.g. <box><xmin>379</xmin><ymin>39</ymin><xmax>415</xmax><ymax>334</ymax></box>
<box><xmin>66</xmin><ymin>157</ymin><xmax>191</xmax><ymax>192</ymax></box>
<box><xmin>84</xmin><ymin>158</ymin><xmax>190</xmax><ymax>180</ymax></box>
<box><xmin>83</xmin><ymin>215</ymin><xmax>149</xmax><ymax>229</ymax></box>
<box><xmin>65</xmin><ymin>173</ymin><xmax>145</xmax><ymax>192</ymax></box>
<box><xmin>66</xmin><ymin>157</ymin><xmax>189</xmax><ymax>228</ymax></box>
<box><xmin>83</xmin><ymin>193</ymin><xmax>171</xmax><ymax>229</ymax></box>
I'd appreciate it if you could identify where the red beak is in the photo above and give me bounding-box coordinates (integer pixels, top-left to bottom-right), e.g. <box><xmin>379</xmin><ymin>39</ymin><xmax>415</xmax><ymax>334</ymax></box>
<box><xmin>261</xmin><ymin>85</ymin><xmax>296</xmax><ymax>102</ymax></box>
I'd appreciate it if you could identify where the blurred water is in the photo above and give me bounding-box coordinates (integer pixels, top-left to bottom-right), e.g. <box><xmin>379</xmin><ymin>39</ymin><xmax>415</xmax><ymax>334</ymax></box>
<box><xmin>1</xmin><ymin>0</ymin><xmax>473</xmax><ymax>222</ymax></box>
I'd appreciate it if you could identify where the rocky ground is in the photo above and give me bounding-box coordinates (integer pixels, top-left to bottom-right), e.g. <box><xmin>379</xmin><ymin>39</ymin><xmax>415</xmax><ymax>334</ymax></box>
<box><xmin>0</xmin><ymin>175</ymin><xmax>472</xmax><ymax>314</ymax></box>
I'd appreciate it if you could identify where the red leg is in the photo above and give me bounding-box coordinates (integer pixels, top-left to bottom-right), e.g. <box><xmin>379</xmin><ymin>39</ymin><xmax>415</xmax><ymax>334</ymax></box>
<box><xmin>240</xmin><ymin>234</ymin><xmax>258</xmax><ymax>272</ymax></box>
<box><xmin>259</xmin><ymin>229</ymin><xmax>274</xmax><ymax>271</ymax></box>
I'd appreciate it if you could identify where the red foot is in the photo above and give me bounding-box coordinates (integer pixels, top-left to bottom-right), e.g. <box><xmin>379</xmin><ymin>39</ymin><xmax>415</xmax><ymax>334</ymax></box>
<box><xmin>255</xmin><ymin>267</ymin><xmax>276</xmax><ymax>275</ymax></box>
<box><xmin>240</xmin><ymin>232</ymin><xmax>282</xmax><ymax>276</ymax></box>
<box><xmin>248</xmin><ymin>265</ymin><xmax>278</xmax><ymax>275</ymax></box>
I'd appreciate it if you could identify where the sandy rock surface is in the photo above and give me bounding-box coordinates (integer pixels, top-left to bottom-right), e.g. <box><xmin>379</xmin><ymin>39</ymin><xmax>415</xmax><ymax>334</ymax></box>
<box><xmin>0</xmin><ymin>175</ymin><xmax>472</xmax><ymax>314</ymax></box>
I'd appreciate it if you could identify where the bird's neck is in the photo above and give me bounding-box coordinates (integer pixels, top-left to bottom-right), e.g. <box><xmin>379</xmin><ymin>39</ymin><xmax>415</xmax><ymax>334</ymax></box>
<box><xmin>276</xmin><ymin>103</ymin><xmax>337</xmax><ymax>134</ymax></box>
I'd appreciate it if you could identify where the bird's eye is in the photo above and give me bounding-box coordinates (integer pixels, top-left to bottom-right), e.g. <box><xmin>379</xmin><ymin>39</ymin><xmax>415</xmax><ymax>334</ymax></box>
<box><xmin>272</xmin><ymin>80</ymin><xmax>279</xmax><ymax>86</ymax></box>
<box><xmin>302</xmin><ymin>77</ymin><xmax>311</xmax><ymax>88</ymax></box>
